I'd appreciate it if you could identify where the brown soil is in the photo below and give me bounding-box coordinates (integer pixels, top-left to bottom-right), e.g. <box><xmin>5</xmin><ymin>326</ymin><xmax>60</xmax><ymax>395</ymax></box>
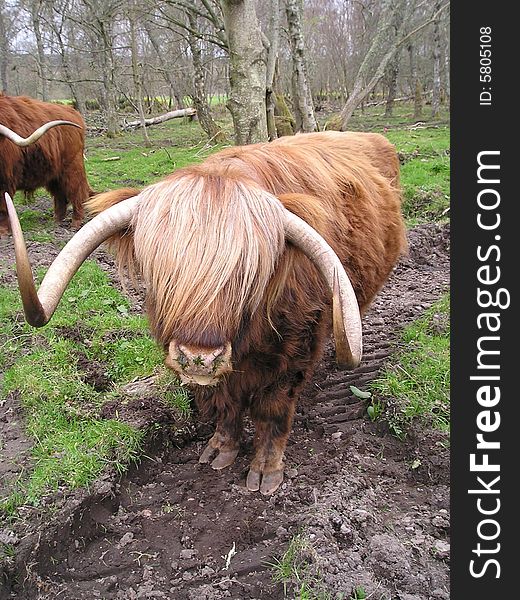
<box><xmin>0</xmin><ymin>218</ymin><xmax>450</xmax><ymax>600</ymax></box>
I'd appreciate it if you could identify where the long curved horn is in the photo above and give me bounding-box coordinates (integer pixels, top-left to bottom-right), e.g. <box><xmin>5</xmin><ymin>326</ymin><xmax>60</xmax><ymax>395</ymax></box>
<box><xmin>5</xmin><ymin>192</ymin><xmax>140</xmax><ymax>326</ymax></box>
<box><xmin>282</xmin><ymin>208</ymin><xmax>362</xmax><ymax>368</ymax></box>
<box><xmin>0</xmin><ymin>120</ymin><xmax>81</xmax><ymax>147</ymax></box>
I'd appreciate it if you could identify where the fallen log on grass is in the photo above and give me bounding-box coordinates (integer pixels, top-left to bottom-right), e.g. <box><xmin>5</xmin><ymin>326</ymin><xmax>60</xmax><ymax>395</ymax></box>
<box><xmin>123</xmin><ymin>108</ymin><xmax>197</xmax><ymax>130</ymax></box>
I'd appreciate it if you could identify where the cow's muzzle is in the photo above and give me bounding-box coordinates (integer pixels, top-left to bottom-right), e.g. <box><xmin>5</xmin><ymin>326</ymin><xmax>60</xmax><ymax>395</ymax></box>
<box><xmin>165</xmin><ymin>341</ymin><xmax>233</xmax><ymax>386</ymax></box>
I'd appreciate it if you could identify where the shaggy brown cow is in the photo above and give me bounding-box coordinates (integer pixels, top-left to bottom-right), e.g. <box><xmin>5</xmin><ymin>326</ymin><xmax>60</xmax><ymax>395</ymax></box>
<box><xmin>6</xmin><ymin>131</ymin><xmax>407</xmax><ymax>494</ymax></box>
<box><xmin>0</xmin><ymin>93</ymin><xmax>94</xmax><ymax>236</ymax></box>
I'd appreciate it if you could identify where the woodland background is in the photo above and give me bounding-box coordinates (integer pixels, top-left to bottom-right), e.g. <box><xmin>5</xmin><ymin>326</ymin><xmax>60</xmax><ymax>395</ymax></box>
<box><xmin>0</xmin><ymin>0</ymin><xmax>450</xmax><ymax>142</ymax></box>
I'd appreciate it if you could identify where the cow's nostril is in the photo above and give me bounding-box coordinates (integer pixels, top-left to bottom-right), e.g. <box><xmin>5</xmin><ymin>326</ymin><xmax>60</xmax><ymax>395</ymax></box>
<box><xmin>176</xmin><ymin>348</ymin><xmax>188</xmax><ymax>369</ymax></box>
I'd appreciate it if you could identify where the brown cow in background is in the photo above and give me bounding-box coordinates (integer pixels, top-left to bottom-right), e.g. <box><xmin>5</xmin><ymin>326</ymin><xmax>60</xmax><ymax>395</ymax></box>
<box><xmin>7</xmin><ymin>131</ymin><xmax>407</xmax><ymax>495</ymax></box>
<box><xmin>0</xmin><ymin>93</ymin><xmax>94</xmax><ymax>236</ymax></box>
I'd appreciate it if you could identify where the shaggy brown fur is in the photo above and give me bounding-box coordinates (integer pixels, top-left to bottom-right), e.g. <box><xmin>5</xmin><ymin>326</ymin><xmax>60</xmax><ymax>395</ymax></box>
<box><xmin>0</xmin><ymin>93</ymin><xmax>94</xmax><ymax>236</ymax></box>
<box><xmin>88</xmin><ymin>131</ymin><xmax>407</xmax><ymax>492</ymax></box>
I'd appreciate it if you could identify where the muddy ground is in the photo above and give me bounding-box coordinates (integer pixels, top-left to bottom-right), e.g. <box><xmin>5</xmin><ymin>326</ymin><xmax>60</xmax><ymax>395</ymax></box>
<box><xmin>0</xmin><ymin>216</ymin><xmax>450</xmax><ymax>600</ymax></box>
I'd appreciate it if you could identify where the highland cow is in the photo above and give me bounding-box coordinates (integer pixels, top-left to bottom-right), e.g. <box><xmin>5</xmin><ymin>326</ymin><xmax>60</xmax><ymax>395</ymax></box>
<box><xmin>6</xmin><ymin>131</ymin><xmax>407</xmax><ymax>494</ymax></box>
<box><xmin>0</xmin><ymin>93</ymin><xmax>94</xmax><ymax>236</ymax></box>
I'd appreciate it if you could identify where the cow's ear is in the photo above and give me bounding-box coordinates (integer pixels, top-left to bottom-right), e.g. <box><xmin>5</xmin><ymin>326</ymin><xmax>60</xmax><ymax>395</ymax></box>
<box><xmin>86</xmin><ymin>188</ymin><xmax>139</xmax><ymax>280</ymax></box>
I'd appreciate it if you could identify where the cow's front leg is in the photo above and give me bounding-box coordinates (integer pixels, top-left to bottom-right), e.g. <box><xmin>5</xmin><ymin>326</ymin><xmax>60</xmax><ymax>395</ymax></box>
<box><xmin>197</xmin><ymin>392</ymin><xmax>243</xmax><ymax>470</ymax></box>
<box><xmin>0</xmin><ymin>191</ymin><xmax>12</xmax><ymax>237</ymax></box>
<box><xmin>247</xmin><ymin>391</ymin><xmax>296</xmax><ymax>495</ymax></box>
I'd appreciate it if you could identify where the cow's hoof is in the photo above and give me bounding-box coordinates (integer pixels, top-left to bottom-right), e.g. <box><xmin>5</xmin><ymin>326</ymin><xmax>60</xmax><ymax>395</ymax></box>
<box><xmin>199</xmin><ymin>443</ymin><xmax>238</xmax><ymax>470</ymax></box>
<box><xmin>246</xmin><ymin>469</ymin><xmax>261</xmax><ymax>491</ymax></box>
<box><xmin>246</xmin><ymin>469</ymin><xmax>284</xmax><ymax>495</ymax></box>
<box><xmin>198</xmin><ymin>442</ymin><xmax>217</xmax><ymax>464</ymax></box>
<box><xmin>211</xmin><ymin>449</ymin><xmax>239</xmax><ymax>470</ymax></box>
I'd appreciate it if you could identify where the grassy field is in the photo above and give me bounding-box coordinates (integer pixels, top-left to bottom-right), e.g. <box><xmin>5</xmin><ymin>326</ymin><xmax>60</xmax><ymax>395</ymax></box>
<box><xmin>370</xmin><ymin>294</ymin><xmax>450</xmax><ymax>438</ymax></box>
<box><xmin>0</xmin><ymin>103</ymin><xmax>450</xmax><ymax>517</ymax></box>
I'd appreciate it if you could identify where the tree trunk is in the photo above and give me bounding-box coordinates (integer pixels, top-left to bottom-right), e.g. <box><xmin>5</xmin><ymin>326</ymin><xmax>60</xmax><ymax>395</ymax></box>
<box><xmin>339</xmin><ymin>0</ymin><xmax>416</xmax><ymax>129</ymax></box>
<box><xmin>220</xmin><ymin>0</ymin><xmax>268</xmax><ymax>145</ymax></box>
<box><xmin>265</xmin><ymin>0</ymin><xmax>280</xmax><ymax>141</ymax></box>
<box><xmin>285</xmin><ymin>0</ymin><xmax>317</xmax><ymax>132</ymax></box>
<box><xmin>30</xmin><ymin>0</ymin><xmax>48</xmax><ymax>100</ymax></box>
<box><xmin>53</xmin><ymin>20</ymin><xmax>86</xmax><ymax>114</ymax></box>
<box><xmin>440</xmin><ymin>10</ymin><xmax>449</xmax><ymax>104</ymax></box>
<box><xmin>99</xmin><ymin>22</ymin><xmax>119</xmax><ymax>137</ymax></box>
<box><xmin>384</xmin><ymin>51</ymin><xmax>399</xmax><ymax>117</ymax></box>
<box><xmin>187</xmin><ymin>11</ymin><xmax>224</xmax><ymax>142</ymax></box>
<box><xmin>123</xmin><ymin>108</ymin><xmax>196</xmax><ymax>129</ymax></box>
<box><xmin>0</xmin><ymin>2</ymin><xmax>8</xmax><ymax>92</ymax></box>
<box><xmin>431</xmin><ymin>1</ymin><xmax>442</xmax><ymax>117</ymax></box>
<box><xmin>129</xmin><ymin>2</ymin><xmax>151</xmax><ymax>147</ymax></box>
<box><xmin>407</xmin><ymin>42</ymin><xmax>422</xmax><ymax>119</ymax></box>
<box><xmin>443</xmin><ymin>42</ymin><xmax>450</xmax><ymax>103</ymax></box>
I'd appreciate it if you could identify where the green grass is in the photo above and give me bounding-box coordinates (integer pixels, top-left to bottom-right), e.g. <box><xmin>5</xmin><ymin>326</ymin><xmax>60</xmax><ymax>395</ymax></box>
<box><xmin>85</xmin><ymin>118</ymin><xmax>229</xmax><ymax>193</ymax></box>
<box><xmin>0</xmin><ymin>261</ymin><xmax>188</xmax><ymax>515</ymax></box>
<box><xmin>269</xmin><ymin>535</ymin><xmax>331</xmax><ymax>600</ymax></box>
<box><xmin>385</xmin><ymin>126</ymin><xmax>450</xmax><ymax>225</ymax></box>
<box><xmin>370</xmin><ymin>294</ymin><xmax>450</xmax><ymax>438</ymax></box>
<box><xmin>346</xmin><ymin>102</ymin><xmax>449</xmax><ymax>131</ymax></box>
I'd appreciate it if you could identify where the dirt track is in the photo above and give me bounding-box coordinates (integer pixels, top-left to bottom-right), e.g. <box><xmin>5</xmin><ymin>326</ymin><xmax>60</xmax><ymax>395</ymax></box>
<box><xmin>0</xmin><ymin>223</ymin><xmax>450</xmax><ymax>600</ymax></box>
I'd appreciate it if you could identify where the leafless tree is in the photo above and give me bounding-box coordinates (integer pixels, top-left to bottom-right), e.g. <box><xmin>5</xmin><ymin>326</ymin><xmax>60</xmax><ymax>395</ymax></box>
<box><xmin>77</xmin><ymin>0</ymin><xmax>124</xmax><ymax>136</ymax></box>
<box><xmin>265</xmin><ymin>0</ymin><xmax>280</xmax><ymax>140</ymax></box>
<box><xmin>285</xmin><ymin>0</ymin><xmax>317</xmax><ymax>132</ymax></box>
<box><xmin>442</xmin><ymin>8</ymin><xmax>450</xmax><ymax>101</ymax></box>
<box><xmin>186</xmin><ymin>9</ymin><xmax>225</xmax><ymax>140</ymax></box>
<box><xmin>28</xmin><ymin>0</ymin><xmax>48</xmax><ymax>99</ymax></box>
<box><xmin>0</xmin><ymin>0</ymin><xmax>9</xmax><ymax>92</ymax></box>
<box><xmin>431</xmin><ymin>0</ymin><xmax>441</xmax><ymax>117</ymax></box>
<box><xmin>338</xmin><ymin>0</ymin><xmax>450</xmax><ymax>129</ymax></box>
<box><xmin>39</xmin><ymin>0</ymin><xmax>88</xmax><ymax>113</ymax></box>
<box><xmin>141</xmin><ymin>11</ymin><xmax>186</xmax><ymax>110</ymax></box>
<box><xmin>127</xmin><ymin>0</ymin><xmax>151</xmax><ymax>145</ymax></box>
<box><xmin>338</xmin><ymin>0</ymin><xmax>416</xmax><ymax>128</ymax></box>
<box><xmin>220</xmin><ymin>0</ymin><xmax>268</xmax><ymax>144</ymax></box>
<box><xmin>407</xmin><ymin>41</ymin><xmax>422</xmax><ymax>119</ymax></box>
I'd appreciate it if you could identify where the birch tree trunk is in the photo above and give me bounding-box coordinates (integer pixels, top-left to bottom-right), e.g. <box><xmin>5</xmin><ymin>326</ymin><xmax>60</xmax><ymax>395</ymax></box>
<box><xmin>442</xmin><ymin>9</ymin><xmax>450</xmax><ymax>102</ymax></box>
<box><xmin>129</xmin><ymin>1</ymin><xmax>151</xmax><ymax>147</ymax></box>
<box><xmin>408</xmin><ymin>42</ymin><xmax>422</xmax><ymax>120</ymax></box>
<box><xmin>443</xmin><ymin>41</ymin><xmax>450</xmax><ymax>102</ymax></box>
<box><xmin>30</xmin><ymin>0</ymin><xmax>48</xmax><ymax>100</ymax></box>
<box><xmin>285</xmin><ymin>0</ymin><xmax>317</xmax><ymax>132</ymax></box>
<box><xmin>384</xmin><ymin>51</ymin><xmax>399</xmax><ymax>117</ymax></box>
<box><xmin>220</xmin><ymin>0</ymin><xmax>268</xmax><ymax>145</ymax></box>
<box><xmin>265</xmin><ymin>0</ymin><xmax>280</xmax><ymax>140</ymax></box>
<box><xmin>187</xmin><ymin>11</ymin><xmax>225</xmax><ymax>142</ymax></box>
<box><xmin>0</xmin><ymin>2</ymin><xmax>8</xmax><ymax>92</ymax></box>
<box><xmin>431</xmin><ymin>1</ymin><xmax>442</xmax><ymax>117</ymax></box>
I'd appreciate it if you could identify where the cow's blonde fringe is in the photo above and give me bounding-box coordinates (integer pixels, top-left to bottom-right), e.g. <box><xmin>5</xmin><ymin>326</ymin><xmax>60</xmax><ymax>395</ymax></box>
<box><xmin>131</xmin><ymin>172</ymin><xmax>286</xmax><ymax>343</ymax></box>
